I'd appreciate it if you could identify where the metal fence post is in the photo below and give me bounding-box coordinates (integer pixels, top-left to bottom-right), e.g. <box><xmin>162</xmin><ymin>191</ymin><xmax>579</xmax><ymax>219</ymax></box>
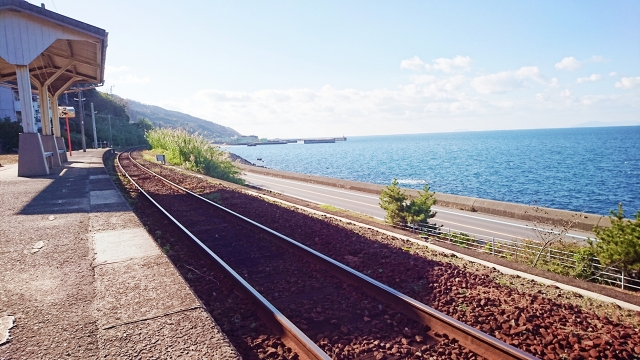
<box><xmin>491</xmin><ymin>237</ymin><xmax>495</xmax><ymax>256</ymax></box>
<box><xmin>621</xmin><ymin>269</ymin><xmax>625</xmax><ymax>290</ymax></box>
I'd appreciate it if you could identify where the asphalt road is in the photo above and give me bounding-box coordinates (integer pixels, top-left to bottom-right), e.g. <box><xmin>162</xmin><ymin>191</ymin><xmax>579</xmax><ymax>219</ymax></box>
<box><xmin>242</xmin><ymin>171</ymin><xmax>595</xmax><ymax>243</ymax></box>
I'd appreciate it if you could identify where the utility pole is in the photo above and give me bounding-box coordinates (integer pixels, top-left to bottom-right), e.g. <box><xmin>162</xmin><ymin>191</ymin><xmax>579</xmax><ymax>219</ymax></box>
<box><xmin>108</xmin><ymin>114</ymin><xmax>113</xmax><ymax>147</ymax></box>
<box><xmin>90</xmin><ymin>103</ymin><xmax>97</xmax><ymax>148</ymax></box>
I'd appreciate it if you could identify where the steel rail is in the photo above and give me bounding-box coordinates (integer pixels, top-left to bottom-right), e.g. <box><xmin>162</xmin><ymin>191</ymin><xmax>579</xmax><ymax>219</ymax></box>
<box><xmin>116</xmin><ymin>149</ymin><xmax>330</xmax><ymax>360</ymax></box>
<box><xmin>121</xmin><ymin>149</ymin><xmax>538</xmax><ymax>360</ymax></box>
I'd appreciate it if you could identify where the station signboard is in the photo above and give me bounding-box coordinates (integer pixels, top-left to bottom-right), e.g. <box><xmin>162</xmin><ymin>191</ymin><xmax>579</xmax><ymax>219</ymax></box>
<box><xmin>58</xmin><ymin>106</ymin><xmax>75</xmax><ymax>118</ymax></box>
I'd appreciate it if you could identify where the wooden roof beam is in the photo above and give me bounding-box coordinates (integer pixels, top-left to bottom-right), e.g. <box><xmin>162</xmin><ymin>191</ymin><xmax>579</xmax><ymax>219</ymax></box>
<box><xmin>66</xmin><ymin>40</ymin><xmax>74</xmax><ymax>57</ymax></box>
<box><xmin>43</xmin><ymin>49</ymin><xmax>99</xmax><ymax>68</ymax></box>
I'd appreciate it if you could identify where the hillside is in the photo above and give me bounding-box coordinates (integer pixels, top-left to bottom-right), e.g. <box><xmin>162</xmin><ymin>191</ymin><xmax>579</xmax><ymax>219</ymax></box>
<box><xmin>125</xmin><ymin>99</ymin><xmax>241</xmax><ymax>139</ymax></box>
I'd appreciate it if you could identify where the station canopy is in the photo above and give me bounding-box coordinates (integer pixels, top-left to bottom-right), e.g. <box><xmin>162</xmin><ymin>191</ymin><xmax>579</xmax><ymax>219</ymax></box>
<box><xmin>0</xmin><ymin>0</ymin><xmax>108</xmax><ymax>95</ymax></box>
<box><xmin>0</xmin><ymin>0</ymin><xmax>108</xmax><ymax>177</ymax></box>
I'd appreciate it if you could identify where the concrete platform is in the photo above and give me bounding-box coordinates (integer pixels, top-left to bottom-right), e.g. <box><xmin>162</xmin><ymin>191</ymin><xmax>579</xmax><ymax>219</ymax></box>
<box><xmin>0</xmin><ymin>149</ymin><xmax>240</xmax><ymax>359</ymax></box>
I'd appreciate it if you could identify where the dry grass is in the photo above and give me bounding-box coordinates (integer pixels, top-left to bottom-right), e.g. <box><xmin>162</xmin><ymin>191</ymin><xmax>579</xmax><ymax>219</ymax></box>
<box><xmin>319</xmin><ymin>204</ymin><xmax>383</xmax><ymax>223</ymax></box>
<box><xmin>0</xmin><ymin>154</ymin><xmax>18</xmax><ymax>166</ymax></box>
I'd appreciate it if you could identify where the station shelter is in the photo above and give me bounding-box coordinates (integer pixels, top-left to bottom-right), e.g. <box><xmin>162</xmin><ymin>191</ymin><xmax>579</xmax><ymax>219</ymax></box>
<box><xmin>0</xmin><ymin>0</ymin><xmax>108</xmax><ymax>176</ymax></box>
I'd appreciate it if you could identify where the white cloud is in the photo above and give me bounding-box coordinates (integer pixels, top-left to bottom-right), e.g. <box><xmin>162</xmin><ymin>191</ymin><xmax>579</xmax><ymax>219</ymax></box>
<box><xmin>110</xmin><ymin>74</ymin><xmax>151</xmax><ymax>84</ymax></box>
<box><xmin>555</xmin><ymin>57</ymin><xmax>583</xmax><ymax>71</ymax></box>
<box><xmin>410</xmin><ymin>74</ymin><xmax>438</xmax><ymax>84</ymax></box>
<box><xmin>165</xmin><ymin>82</ymin><xmax>487</xmax><ymax>137</ymax></box>
<box><xmin>609</xmin><ymin>72</ymin><xmax>619</xmax><ymax>77</ymax></box>
<box><xmin>429</xmin><ymin>56</ymin><xmax>472</xmax><ymax>72</ymax></box>
<box><xmin>105</xmin><ymin>65</ymin><xmax>150</xmax><ymax>85</ymax></box>
<box><xmin>159</xmin><ymin>79</ymin><xmax>638</xmax><ymax>137</ymax></box>
<box><xmin>401</xmin><ymin>55</ymin><xmax>472</xmax><ymax>72</ymax></box>
<box><xmin>535</xmin><ymin>93</ymin><xmax>549</xmax><ymax>102</ymax></box>
<box><xmin>470</xmin><ymin>72</ymin><xmax>520</xmax><ymax>94</ymax></box>
<box><xmin>576</xmin><ymin>74</ymin><xmax>602</xmax><ymax>84</ymax></box>
<box><xmin>151</xmin><ymin>58</ymin><xmax>638</xmax><ymax>138</ymax></box>
<box><xmin>105</xmin><ymin>65</ymin><xmax>129</xmax><ymax>73</ymax></box>
<box><xmin>400</xmin><ymin>56</ymin><xmax>426</xmax><ymax>71</ymax></box>
<box><xmin>470</xmin><ymin>66</ymin><xmax>547</xmax><ymax>94</ymax></box>
<box><xmin>412</xmin><ymin>75</ymin><xmax>468</xmax><ymax>95</ymax></box>
<box><xmin>588</xmin><ymin>55</ymin><xmax>608</xmax><ymax>63</ymax></box>
<box><xmin>615</xmin><ymin>76</ymin><xmax>640</xmax><ymax>89</ymax></box>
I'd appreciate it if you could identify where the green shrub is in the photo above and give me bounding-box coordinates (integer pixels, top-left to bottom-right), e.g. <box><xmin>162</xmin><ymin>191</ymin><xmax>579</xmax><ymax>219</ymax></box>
<box><xmin>0</xmin><ymin>117</ymin><xmax>22</xmax><ymax>153</ymax></box>
<box><xmin>146</xmin><ymin>128</ymin><xmax>243</xmax><ymax>184</ymax></box>
<box><xmin>61</xmin><ymin>132</ymin><xmax>88</xmax><ymax>152</ymax></box>
<box><xmin>446</xmin><ymin>231</ymin><xmax>474</xmax><ymax>248</ymax></box>
<box><xmin>572</xmin><ymin>247</ymin><xmax>595</xmax><ymax>279</ymax></box>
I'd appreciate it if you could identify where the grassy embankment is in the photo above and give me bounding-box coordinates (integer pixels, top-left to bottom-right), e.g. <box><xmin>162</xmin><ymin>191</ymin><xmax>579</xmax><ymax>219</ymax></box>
<box><xmin>145</xmin><ymin>128</ymin><xmax>244</xmax><ymax>184</ymax></box>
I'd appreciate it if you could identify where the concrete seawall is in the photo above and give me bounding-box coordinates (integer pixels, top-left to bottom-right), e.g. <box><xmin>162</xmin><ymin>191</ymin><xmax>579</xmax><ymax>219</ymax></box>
<box><xmin>238</xmin><ymin>164</ymin><xmax>611</xmax><ymax>232</ymax></box>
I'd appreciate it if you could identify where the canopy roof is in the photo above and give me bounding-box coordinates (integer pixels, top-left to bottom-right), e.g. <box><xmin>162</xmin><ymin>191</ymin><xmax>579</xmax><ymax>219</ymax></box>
<box><xmin>0</xmin><ymin>0</ymin><xmax>108</xmax><ymax>95</ymax></box>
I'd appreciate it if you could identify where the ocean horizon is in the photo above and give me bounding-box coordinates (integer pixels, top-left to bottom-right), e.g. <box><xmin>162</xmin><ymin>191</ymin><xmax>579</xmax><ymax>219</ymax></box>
<box><xmin>226</xmin><ymin>126</ymin><xmax>640</xmax><ymax>217</ymax></box>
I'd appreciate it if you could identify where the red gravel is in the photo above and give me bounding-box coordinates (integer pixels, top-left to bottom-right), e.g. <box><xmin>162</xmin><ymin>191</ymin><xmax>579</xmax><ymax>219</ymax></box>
<box><xmin>117</xmin><ymin>151</ymin><xmax>483</xmax><ymax>359</ymax></box>
<box><xmin>120</xmin><ymin>151</ymin><xmax>640</xmax><ymax>359</ymax></box>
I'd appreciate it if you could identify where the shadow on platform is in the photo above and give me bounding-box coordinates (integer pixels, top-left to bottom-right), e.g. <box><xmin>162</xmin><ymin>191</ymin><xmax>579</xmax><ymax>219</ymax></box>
<box><xmin>18</xmin><ymin>155</ymin><xmax>130</xmax><ymax>215</ymax></box>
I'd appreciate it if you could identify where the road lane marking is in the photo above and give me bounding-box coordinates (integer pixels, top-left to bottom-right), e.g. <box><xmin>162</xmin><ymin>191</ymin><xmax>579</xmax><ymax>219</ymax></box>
<box><xmin>247</xmin><ymin>183</ymin><xmax>385</xmax><ymax>220</ymax></box>
<box><xmin>433</xmin><ymin>218</ymin><xmax>528</xmax><ymax>240</ymax></box>
<box><xmin>434</xmin><ymin>208</ymin><xmax>588</xmax><ymax>240</ymax></box>
<box><xmin>245</xmin><ymin>173</ymin><xmax>381</xmax><ymax>199</ymax></box>
<box><xmin>244</xmin><ymin>172</ymin><xmax>589</xmax><ymax>240</ymax></box>
<box><xmin>247</xmin><ymin>180</ymin><xmax>528</xmax><ymax>240</ymax></box>
<box><xmin>246</xmin><ymin>178</ymin><xmax>380</xmax><ymax>208</ymax></box>
<box><xmin>247</xmin><ymin>178</ymin><xmax>538</xmax><ymax>240</ymax></box>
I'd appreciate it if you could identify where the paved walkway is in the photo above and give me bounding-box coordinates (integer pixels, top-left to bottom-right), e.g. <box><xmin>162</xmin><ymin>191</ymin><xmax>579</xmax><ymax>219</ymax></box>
<box><xmin>0</xmin><ymin>149</ymin><xmax>239</xmax><ymax>359</ymax></box>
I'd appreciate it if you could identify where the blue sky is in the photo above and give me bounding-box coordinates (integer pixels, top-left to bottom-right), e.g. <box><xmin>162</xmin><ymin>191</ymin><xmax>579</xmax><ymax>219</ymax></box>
<box><xmin>32</xmin><ymin>0</ymin><xmax>640</xmax><ymax>137</ymax></box>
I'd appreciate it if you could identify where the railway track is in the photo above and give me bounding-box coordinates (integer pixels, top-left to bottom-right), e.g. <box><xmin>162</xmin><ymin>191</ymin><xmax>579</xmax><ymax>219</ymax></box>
<box><xmin>116</xmin><ymin>149</ymin><xmax>536</xmax><ymax>360</ymax></box>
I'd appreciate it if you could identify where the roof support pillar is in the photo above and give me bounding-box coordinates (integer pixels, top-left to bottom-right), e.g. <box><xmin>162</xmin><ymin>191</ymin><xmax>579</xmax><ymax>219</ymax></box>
<box><xmin>38</xmin><ymin>86</ymin><xmax>52</xmax><ymax>135</ymax></box>
<box><xmin>51</xmin><ymin>94</ymin><xmax>61</xmax><ymax>137</ymax></box>
<box><xmin>15</xmin><ymin>65</ymin><xmax>36</xmax><ymax>133</ymax></box>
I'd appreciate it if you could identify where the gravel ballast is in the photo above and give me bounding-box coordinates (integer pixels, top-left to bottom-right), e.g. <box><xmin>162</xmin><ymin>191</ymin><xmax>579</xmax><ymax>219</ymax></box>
<box><xmin>119</xmin><ymin>152</ymin><xmax>640</xmax><ymax>359</ymax></box>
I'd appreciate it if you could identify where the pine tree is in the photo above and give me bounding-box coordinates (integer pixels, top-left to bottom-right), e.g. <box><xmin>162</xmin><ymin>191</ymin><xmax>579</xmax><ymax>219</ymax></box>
<box><xmin>379</xmin><ymin>180</ymin><xmax>436</xmax><ymax>226</ymax></box>
<box><xmin>405</xmin><ymin>183</ymin><xmax>437</xmax><ymax>226</ymax></box>
<box><xmin>379</xmin><ymin>179</ymin><xmax>408</xmax><ymax>225</ymax></box>
<box><xmin>591</xmin><ymin>204</ymin><xmax>640</xmax><ymax>273</ymax></box>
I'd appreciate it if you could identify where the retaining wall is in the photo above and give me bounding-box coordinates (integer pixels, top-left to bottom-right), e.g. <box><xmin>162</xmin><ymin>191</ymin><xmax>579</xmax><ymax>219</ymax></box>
<box><xmin>238</xmin><ymin>164</ymin><xmax>611</xmax><ymax>232</ymax></box>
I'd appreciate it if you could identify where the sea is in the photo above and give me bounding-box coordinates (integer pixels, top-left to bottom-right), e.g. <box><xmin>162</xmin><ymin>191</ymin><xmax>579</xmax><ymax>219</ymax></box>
<box><xmin>224</xmin><ymin>126</ymin><xmax>640</xmax><ymax>217</ymax></box>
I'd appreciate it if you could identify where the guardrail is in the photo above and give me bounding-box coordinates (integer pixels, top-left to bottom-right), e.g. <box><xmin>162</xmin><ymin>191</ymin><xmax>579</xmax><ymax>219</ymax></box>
<box><xmin>393</xmin><ymin>222</ymin><xmax>639</xmax><ymax>291</ymax></box>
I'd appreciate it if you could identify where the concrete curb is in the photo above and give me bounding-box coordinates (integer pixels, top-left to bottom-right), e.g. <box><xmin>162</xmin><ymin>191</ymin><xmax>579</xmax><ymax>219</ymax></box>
<box><xmin>238</xmin><ymin>164</ymin><xmax>611</xmax><ymax>232</ymax></box>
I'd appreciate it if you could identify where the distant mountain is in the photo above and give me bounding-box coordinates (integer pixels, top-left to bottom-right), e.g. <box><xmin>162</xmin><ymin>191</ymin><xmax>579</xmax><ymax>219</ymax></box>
<box><xmin>125</xmin><ymin>99</ymin><xmax>241</xmax><ymax>139</ymax></box>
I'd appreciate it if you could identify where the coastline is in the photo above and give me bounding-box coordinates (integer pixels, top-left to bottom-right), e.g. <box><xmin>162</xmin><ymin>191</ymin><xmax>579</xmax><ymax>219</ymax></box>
<box><xmin>235</xmin><ymin>162</ymin><xmax>611</xmax><ymax>232</ymax></box>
